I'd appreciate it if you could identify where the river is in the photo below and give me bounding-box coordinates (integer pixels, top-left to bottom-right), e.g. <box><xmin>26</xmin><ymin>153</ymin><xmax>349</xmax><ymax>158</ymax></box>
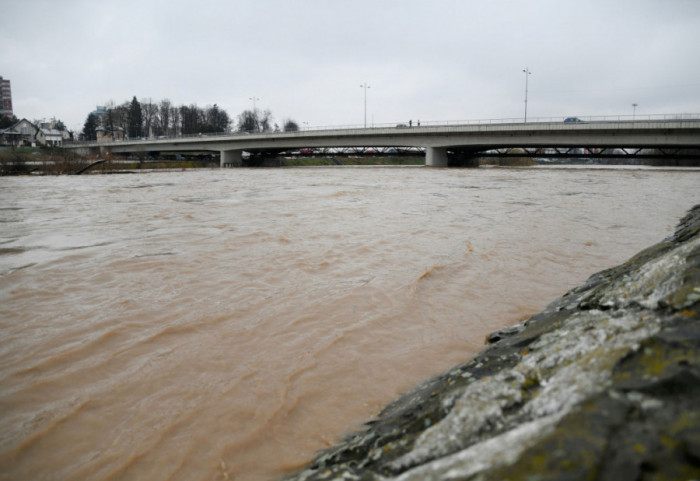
<box><xmin>1</xmin><ymin>166</ymin><xmax>699</xmax><ymax>481</ymax></box>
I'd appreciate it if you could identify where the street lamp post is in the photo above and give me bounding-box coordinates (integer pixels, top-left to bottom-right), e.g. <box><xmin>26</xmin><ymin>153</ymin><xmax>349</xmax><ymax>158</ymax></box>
<box><xmin>522</xmin><ymin>67</ymin><xmax>531</xmax><ymax>123</ymax></box>
<box><xmin>249</xmin><ymin>96</ymin><xmax>260</xmax><ymax>112</ymax></box>
<box><xmin>360</xmin><ymin>83</ymin><xmax>370</xmax><ymax>128</ymax></box>
<box><xmin>632</xmin><ymin>103</ymin><xmax>638</xmax><ymax>120</ymax></box>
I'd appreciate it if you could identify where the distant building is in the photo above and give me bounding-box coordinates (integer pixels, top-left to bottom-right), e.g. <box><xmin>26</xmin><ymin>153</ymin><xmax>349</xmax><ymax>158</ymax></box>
<box><xmin>0</xmin><ymin>76</ymin><xmax>13</xmax><ymax>117</ymax></box>
<box><xmin>38</xmin><ymin>120</ymin><xmax>72</xmax><ymax>142</ymax></box>
<box><xmin>37</xmin><ymin>127</ymin><xmax>64</xmax><ymax>147</ymax></box>
<box><xmin>0</xmin><ymin>118</ymin><xmax>39</xmax><ymax>147</ymax></box>
<box><xmin>1</xmin><ymin>119</ymin><xmax>72</xmax><ymax>147</ymax></box>
<box><xmin>92</xmin><ymin>106</ymin><xmax>107</xmax><ymax>122</ymax></box>
<box><xmin>96</xmin><ymin>125</ymin><xmax>124</xmax><ymax>143</ymax></box>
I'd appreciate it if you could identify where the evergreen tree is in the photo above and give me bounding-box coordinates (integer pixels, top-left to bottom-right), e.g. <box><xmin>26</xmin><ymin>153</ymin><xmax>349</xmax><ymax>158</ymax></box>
<box><xmin>82</xmin><ymin>113</ymin><xmax>99</xmax><ymax>141</ymax></box>
<box><xmin>0</xmin><ymin>114</ymin><xmax>18</xmax><ymax>129</ymax></box>
<box><xmin>205</xmin><ymin>104</ymin><xmax>230</xmax><ymax>132</ymax></box>
<box><xmin>128</xmin><ymin>96</ymin><xmax>142</xmax><ymax>138</ymax></box>
<box><xmin>180</xmin><ymin>104</ymin><xmax>200</xmax><ymax>135</ymax></box>
<box><xmin>283</xmin><ymin>119</ymin><xmax>299</xmax><ymax>132</ymax></box>
<box><xmin>157</xmin><ymin>99</ymin><xmax>172</xmax><ymax>136</ymax></box>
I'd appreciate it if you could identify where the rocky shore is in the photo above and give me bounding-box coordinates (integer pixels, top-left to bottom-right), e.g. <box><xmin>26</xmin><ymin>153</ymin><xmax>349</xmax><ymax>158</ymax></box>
<box><xmin>284</xmin><ymin>205</ymin><xmax>700</xmax><ymax>481</ymax></box>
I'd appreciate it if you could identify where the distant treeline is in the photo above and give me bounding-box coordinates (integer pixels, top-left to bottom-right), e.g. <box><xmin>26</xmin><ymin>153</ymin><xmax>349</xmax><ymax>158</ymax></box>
<box><xmin>81</xmin><ymin>96</ymin><xmax>300</xmax><ymax>141</ymax></box>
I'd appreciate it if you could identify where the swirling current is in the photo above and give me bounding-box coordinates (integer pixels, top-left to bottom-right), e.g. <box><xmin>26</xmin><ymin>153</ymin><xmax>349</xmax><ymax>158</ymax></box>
<box><xmin>1</xmin><ymin>166</ymin><xmax>699</xmax><ymax>481</ymax></box>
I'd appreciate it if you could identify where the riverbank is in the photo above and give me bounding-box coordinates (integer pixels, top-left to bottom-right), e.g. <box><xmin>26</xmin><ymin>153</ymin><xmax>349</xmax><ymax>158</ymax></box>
<box><xmin>0</xmin><ymin>147</ymin><xmax>424</xmax><ymax>174</ymax></box>
<box><xmin>0</xmin><ymin>147</ymin><xmax>219</xmax><ymax>174</ymax></box>
<box><xmin>284</xmin><ymin>205</ymin><xmax>700</xmax><ymax>481</ymax></box>
<box><xmin>5</xmin><ymin>146</ymin><xmax>697</xmax><ymax>174</ymax></box>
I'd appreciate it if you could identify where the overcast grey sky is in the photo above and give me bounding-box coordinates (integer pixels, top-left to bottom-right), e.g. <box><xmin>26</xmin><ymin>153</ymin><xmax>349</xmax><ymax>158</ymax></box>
<box><xmin>2</xmin><ymin>0</ymin><xmax>699</xmax><ymax>132</ymax></box>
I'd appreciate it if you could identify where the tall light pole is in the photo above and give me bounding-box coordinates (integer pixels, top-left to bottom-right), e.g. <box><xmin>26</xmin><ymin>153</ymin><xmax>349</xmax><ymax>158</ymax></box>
<box><xmin>522</xmin><ymin>67</ymin><xmax>531</xmax><ymax>123</ymax></box>
<box><xmin>632</xmin><ymin>103</ymin><xmax>638</xmax><ymax>120</ymax></box>
<box><xmin>249</xmin><ymin>96</ymin><xmax>260</xmax><ymax>112</ymax></box>
<box><xmin>360</xmin><ymin>83</ymin><xmax>370</xmax><ymax>128</ymax></box>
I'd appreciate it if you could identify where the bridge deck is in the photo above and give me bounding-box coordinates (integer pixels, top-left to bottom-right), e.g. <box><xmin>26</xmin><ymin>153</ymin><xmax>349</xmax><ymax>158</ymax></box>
<box><xmin>65</xmin><ymin>117</ymin><xmax>700</xmax><ymax>166</ymax></box>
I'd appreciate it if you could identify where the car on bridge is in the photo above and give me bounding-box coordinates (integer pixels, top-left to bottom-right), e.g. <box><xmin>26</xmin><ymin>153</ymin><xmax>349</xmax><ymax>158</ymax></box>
<box><xmin>564</xmin><ymin>117</ymin><xmax>584</xmax><ymax>123</ymax></box>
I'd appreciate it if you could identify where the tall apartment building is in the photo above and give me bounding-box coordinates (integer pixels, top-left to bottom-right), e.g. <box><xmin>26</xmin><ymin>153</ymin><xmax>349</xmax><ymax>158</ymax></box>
<box><xmin>1</xmin><ymin>76</ymin><xmax>13</xmax><ymax>117</ymax></box>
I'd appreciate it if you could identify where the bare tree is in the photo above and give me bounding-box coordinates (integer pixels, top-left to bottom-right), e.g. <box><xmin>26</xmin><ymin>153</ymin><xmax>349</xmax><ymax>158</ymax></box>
<box><xmin>103</xmin><ymin>100</ymin><xmax>116</xmax><ymax>131</ymax></box>
<box><xmin>237</xmin><ymin>110</ymin><xmax>257</xmax><ymax>133</ymax></box>
<box><xmin>140</xmin><ymin>98</ymin><xmax>158</xmax><ymax>138</ymax></box>
<box><xmin>158</xmin><ymin>99</ymin><xmax>172</xmax><ymax>137</ymax></box>
<box><xmin>104</xmin><ymin>100</ymin><xmax>130</xmax><ymax>140</ymax></box>
<box><xmin>112</xmin><ymin>101</ymin><xmax>130</xmax><ymax>131</ymax></box>
<box><xmin>259</xmin><ymin>109</ymin><xmax>273</xmax><ymax>133</ymax></box>
<box><xmin>170</xmin><ymin>105</ymin><xmax>181</xmax><ymax>136</ymax></box>
<box><xmin>237</xmin><ymin>108</ymin><xmax>274</xmax><ymax>133</ymax></box>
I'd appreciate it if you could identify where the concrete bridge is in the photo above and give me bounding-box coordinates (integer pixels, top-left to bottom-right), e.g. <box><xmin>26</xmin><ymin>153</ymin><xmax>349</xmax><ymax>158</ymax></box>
<box><xmin>65</xmin><ymin>116</ymin><xmax>700</xmax><ymax>167</ymax></box>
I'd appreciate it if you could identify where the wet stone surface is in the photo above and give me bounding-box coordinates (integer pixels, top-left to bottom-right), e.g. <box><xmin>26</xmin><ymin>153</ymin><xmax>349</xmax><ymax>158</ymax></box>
<box><xmin>283</xmin><ymin>205</ymin><xmax>700</xmax><ymax>481</ymax></box>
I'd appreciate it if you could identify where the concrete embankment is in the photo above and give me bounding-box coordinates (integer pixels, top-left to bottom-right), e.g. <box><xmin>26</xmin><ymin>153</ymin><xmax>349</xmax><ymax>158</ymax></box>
<box><xmin>285</xmin><ymin>205</ymin><xmax>700</xmax><ymax>481</ymax></box>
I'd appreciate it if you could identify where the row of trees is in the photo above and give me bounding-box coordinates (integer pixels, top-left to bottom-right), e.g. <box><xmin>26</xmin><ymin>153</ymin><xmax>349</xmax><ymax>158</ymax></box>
<box><xmin>237</xmin><ymin>110</ymin><xmax>300</xmax><ymax>134</ymax></box>
<box><xmin>81</xmin><ymin>96</ymin><xmax>299</xmax><ymax>141</ymax></box>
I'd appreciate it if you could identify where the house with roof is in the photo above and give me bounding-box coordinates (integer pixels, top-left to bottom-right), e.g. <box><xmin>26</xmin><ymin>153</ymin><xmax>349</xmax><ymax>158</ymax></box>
<box><xmin>0</xmin><ymin>118</ymin><xmax>39</xmax><ymax>147</ymax></box>
<box><xmin>37</xmin><ymin>127</ymin><xmax>64</xmax><ymax>147</ymax></box>
<box><xmin>96</xmin><ymin>125</ymin><xmax>124</xmax><ymax>142</ymax></box>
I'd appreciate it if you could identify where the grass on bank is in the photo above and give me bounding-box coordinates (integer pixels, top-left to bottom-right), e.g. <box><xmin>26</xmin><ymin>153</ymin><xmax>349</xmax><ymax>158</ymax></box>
<box><xmin>0</xmin><ymin>148</ymin><xmax>428</xmax><ymax>175</ymax></box>
<box><xmin>0</xmin><ymin>146</ymin><xmax>84</xmax><ymax>175</ymax></box>
<box><xmin>0</xmin><ymin>147</ymin><xmax>220</xmax><ymax>175</ymax></box>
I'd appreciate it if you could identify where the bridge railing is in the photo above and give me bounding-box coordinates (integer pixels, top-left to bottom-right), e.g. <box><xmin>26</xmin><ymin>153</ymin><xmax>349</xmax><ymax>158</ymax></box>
<box><xmin>64</xmin><ymin>113</ymin><xmax>700</xmax><ymax>146</ymax></box>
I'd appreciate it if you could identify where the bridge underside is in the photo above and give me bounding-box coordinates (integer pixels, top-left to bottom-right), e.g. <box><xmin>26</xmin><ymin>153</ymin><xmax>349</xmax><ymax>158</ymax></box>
<box><xmin>74</xmin><ymin>143</ymin><xmax>700</xmax><ymax>168</ymax></box>
<box><xmin>477</xmin><ymin>146</ymin><xmax>700</xmax><ymax>162</ymax></box>
<box><xmin>222</xmin><ymin>139</ymin><xmax>700</xmax><ymax>167</ymax></box>
<box><xmin>221</xmin><ymin>144</ymin><xmax>700</xmax><ymax>167</ymax></box>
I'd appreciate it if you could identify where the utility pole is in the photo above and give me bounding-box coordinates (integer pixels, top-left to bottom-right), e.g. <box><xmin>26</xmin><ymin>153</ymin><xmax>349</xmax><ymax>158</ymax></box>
<box><xmin>522</xmin><ymin>67</ymin><xmax>531</xmax><ymax>123</ymax></box>
<box><xmin>360</xmin><ymin>83</ymin><xmax>370</xmax><ymax>128</ymax></box>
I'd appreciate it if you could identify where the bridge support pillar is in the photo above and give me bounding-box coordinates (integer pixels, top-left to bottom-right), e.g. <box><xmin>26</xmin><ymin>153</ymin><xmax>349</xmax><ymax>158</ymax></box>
<box><xmin>220</xmin><ymin>150</ymin><xmax>242</xmax><ymax>167</ymax></box>
<box><xmin>426</xmin><ymin>147</ymin><xmax>448</xmax><ymax>167</ymax></box>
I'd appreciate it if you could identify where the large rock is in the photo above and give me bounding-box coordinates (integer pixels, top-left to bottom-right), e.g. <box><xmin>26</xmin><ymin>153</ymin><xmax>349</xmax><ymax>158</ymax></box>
<box><xmin>284</xmin><ymin>205</ymin><xmax>700</xmax><ymax>481</ymax></box>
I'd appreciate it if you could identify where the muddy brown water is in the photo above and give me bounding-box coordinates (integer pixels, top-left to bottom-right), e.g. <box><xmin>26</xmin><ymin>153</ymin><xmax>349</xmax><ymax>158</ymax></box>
<box><xmin>1</xmin><ymin>166</ymin><xmax>699</xmax><ymax>480</ymax></box>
